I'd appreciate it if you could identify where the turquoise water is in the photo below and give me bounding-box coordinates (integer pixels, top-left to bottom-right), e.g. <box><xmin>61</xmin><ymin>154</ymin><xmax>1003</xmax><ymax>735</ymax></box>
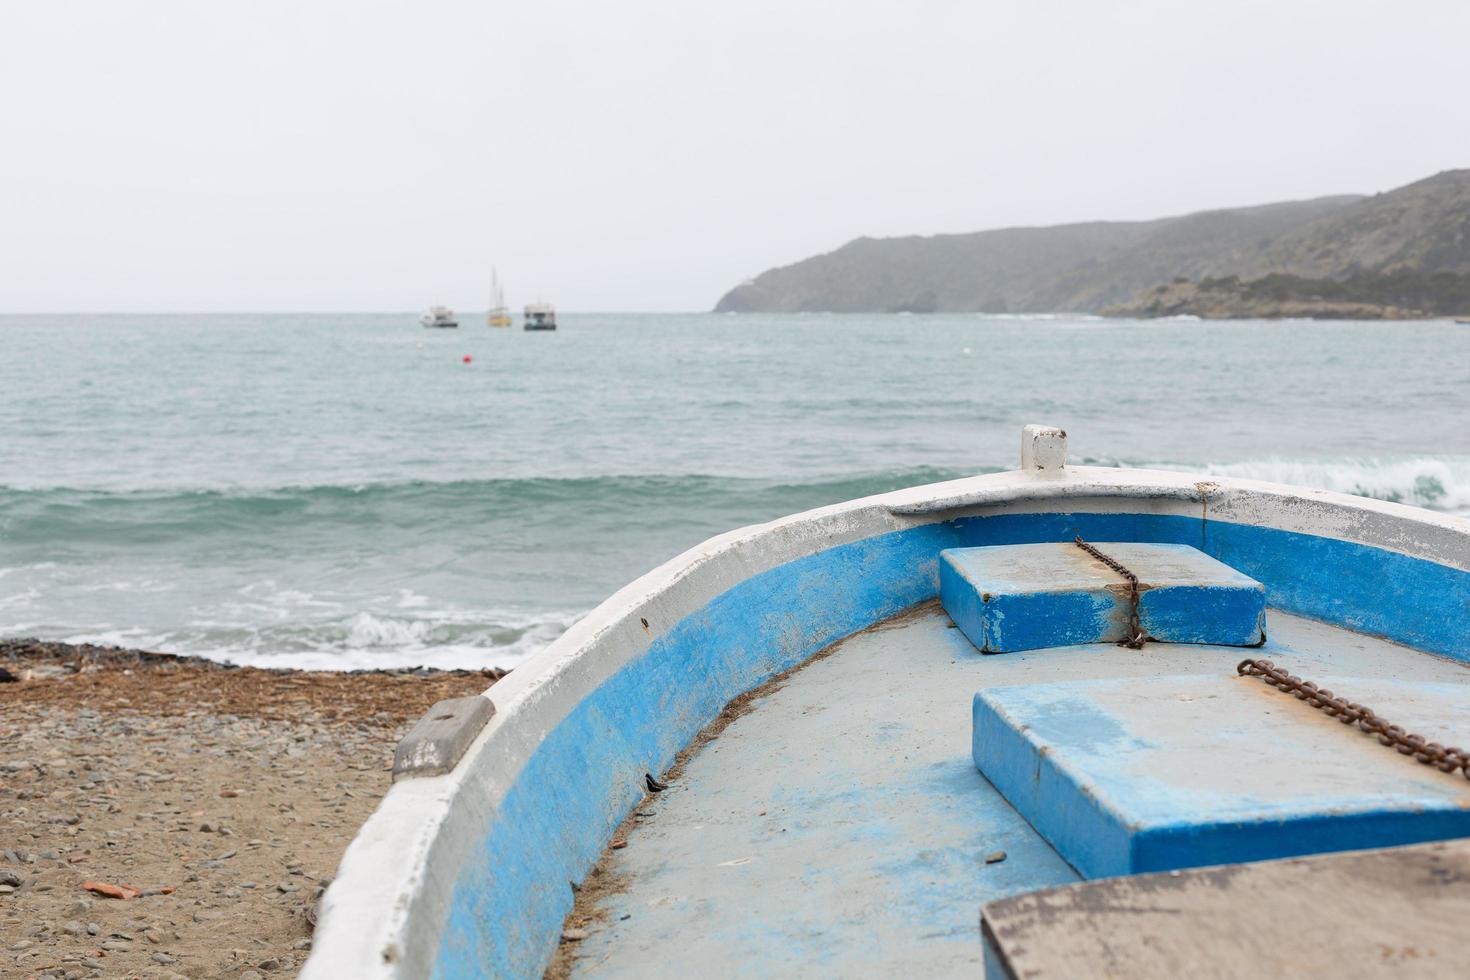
<box><xmin>2</xmin><ymin>312</ymin><xmax>1468</xmax><ymax>668</ymax></box>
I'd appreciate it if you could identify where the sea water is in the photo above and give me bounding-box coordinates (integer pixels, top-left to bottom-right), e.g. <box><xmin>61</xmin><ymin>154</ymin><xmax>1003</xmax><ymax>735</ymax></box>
<box><xmin>3</xmin><ymin>313</ymin><xmax>1468</xmax><ymax>669</ymax></box>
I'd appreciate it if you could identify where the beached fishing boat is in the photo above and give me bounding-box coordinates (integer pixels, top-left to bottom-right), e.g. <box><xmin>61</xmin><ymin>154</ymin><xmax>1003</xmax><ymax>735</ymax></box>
<box><xmin>419</xmin><ymin>306</ymin><xmax>458</xmax><ymax>329</ymax></box>
<box><xmin>304</xmin><ymin>425</ymin><xmax>1470</xmax><ymax>979</ymax></box>
<box><xmin>523</xmin><ymin>302</ymin><xmax>556</xmax><ymax>331</ymax></box>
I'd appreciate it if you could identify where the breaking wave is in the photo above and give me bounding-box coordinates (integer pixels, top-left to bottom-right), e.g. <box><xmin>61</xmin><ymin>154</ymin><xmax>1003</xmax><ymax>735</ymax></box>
<box><xmin>0</xmin><ymin>468</ymin><xmax>978</xmax><ymax>544</ymax></box>
<box><xmin>0</xmin><ymin>469</ymin><xmax>978</xmax><ymax>670</ymax></box>
<box><xmin>1137</xmin><ymin>456</ymin><xmax>1470</xmax><ymax>514</ymax></box>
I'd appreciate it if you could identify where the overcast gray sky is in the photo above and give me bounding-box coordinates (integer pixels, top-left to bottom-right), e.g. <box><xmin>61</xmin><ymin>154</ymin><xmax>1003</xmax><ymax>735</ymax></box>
<box><xmin>4</xmin><ymin>0</ymin><xmax>1469</xmax><ymax>313</ymax></box>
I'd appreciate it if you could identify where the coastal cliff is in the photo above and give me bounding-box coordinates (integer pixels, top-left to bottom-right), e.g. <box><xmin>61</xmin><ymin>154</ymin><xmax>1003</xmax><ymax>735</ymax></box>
<box><xmin>716</xmin><ymin>170</ymin><xmax>1470</xmax><ymax>317</ymax></box>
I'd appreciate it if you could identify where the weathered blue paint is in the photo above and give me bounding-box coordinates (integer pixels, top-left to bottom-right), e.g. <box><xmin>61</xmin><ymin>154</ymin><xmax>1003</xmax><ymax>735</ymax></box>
<box><xmin>1204</xmin><ymin>518</ymin><xmax>1470</xmax><ymax>658</ymax></box>
<box><xmin>432</xmin><ymin>523</ymin><xmax>956</xmax><ymax>978</ymax></box>
<box><xmin>981</xmin><ymin>925</ymin><xmax>1009</xmax><ymax>980</ymax></box>
<box><xmin>939</xmin><ymin>542</ymin><xmax>1265</xmax><ymax>653</ymax></box>
<box><xmin>940</xmin><ymin>549</ymin><xmax>1112</xmax><ymax>653</ymax></box>
<box><xmin>1138</xmin><ymin>584</ymin><xmax>1264</xmax><ymax>646</ymax></box>
<box><xmin>430</xmin><ymin>510</ymin><xmax>1470</xmax><ymax>978</ymax></box>
<box><xmin>972</xmin><ymin>675</ymin><xmax>1470</xmax><ymax>879</ymax></box>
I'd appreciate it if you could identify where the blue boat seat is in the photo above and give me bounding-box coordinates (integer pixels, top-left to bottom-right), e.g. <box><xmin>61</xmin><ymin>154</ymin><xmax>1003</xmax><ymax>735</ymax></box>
<box><xmin>972</xmin><ymin>674</ymin><xmax>1470</xmax><ymax>878</ymax></box>
<box><xmin>939</xmin><ymin>542</ymin><xmax>1265</xmax><ymax>653</ymax></box>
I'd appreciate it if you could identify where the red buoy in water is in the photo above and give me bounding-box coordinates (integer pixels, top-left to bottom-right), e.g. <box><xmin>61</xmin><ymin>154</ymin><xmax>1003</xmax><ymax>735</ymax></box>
<box><xmin>462</xmin><ymin>355</ymin><xmax>472</xmax><ymax>364</ymax></box>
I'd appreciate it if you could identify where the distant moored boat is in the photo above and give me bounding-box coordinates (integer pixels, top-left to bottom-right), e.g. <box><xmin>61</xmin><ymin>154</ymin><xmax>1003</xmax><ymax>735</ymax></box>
<box><xmin>487</xmin><ymin>269</ymin><xmax>512</xmax><ymax>327</ymax></box>
<box><xmin>523</xmin><ymin>302</ymin><xmax>556</xmax><ymax>331</ymax></box>
<box><xmin>419</xmin><ymin>306</ymin><xmax>458</xmax><ymax>329</ymax></box>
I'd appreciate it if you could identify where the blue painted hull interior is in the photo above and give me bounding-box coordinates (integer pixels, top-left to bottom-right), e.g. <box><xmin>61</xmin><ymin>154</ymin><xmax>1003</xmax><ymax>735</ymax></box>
<box><xmin>559</xmin><ymin>608</ymin><xmax>1470</xmax><ymax>976</ymax></box>
<box><xmin>429</xmin><ymin>510</ymin><xmax>1470</xmax><ymax>978</ymax></box>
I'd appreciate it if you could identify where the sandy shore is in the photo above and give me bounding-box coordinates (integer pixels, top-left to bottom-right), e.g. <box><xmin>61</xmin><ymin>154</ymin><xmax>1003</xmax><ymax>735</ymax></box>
<box><xmin>0</xmin><ymin>639</ymin><xmax>501</xmax><ymax>979</ymax></box>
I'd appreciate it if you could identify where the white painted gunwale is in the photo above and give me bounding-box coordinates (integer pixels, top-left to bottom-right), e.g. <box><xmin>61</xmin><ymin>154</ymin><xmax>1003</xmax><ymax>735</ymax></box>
<box><xmin>302</xmin><ymin>465</ymin><xmax>1470</xmax><ymax>979</ymax></box>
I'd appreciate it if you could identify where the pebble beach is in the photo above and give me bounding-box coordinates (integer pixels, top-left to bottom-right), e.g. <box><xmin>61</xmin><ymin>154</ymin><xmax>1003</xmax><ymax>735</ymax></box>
<box><xmin>0</xmin><ymin>640</ymin><xmax>500</xmax><ymax>979</ymax></box>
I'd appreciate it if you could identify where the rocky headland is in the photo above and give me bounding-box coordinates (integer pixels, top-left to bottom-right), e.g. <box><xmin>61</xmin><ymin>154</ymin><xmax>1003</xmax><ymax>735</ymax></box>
<box><xmin>716</xmin><ymin>169</ymin><xmax>1470</xmax><ymax>319</ymax></box>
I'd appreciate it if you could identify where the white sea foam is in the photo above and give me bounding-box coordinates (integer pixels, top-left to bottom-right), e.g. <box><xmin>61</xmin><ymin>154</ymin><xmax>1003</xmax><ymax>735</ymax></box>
<box><xmin>343</xmin><ymin>611</ymin><xmax>433</xmax><ymax>647</ymax></box>
<box><xmin>979</xmin><ymin>312</ymin><xmax>1104</xmax><ymax>322</ymax></box>
<box><xmin>1146</xmin><ymin>456</ymin><xmax>1470</xmax><ymax>514</ymax></box>
<box><xmin>78</xmin><ymin>578</ymin><xmax>176</xmax><ymax>595</ymax></box>
<box><xmin>0</xmin><ymin>586</ymin><xmax>41</xmax><ymax>613</ymax></box>
<box><xmin>394</xmin><ymin>588</ymin><xmax>430</xmax><ymax>609</ymax></box>
<box><xmin>234</xmin><ymin>580</ymin><xmax>340</xmax><ymax>609</ymax></box>
<box><xmin>61</xmin><ymin>626</ymin><xmax>173</xmax><ymax>650</ymax></box>
<box><xmin>141</xmin><ymin>607</ymin><xmax>588</xmax><ymax>672</ymax></box>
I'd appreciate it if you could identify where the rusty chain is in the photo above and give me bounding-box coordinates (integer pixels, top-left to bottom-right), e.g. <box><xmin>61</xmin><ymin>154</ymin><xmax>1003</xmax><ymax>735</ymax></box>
<box><xmin>1237</xmin><ymin>658</ymin><xmax>1470</xmax><ymax>781</ymax></box>
<box><xmin>1073</xmin><ymin>536</ymin><xmax>1147</xmax><ymax>649</ymax></box>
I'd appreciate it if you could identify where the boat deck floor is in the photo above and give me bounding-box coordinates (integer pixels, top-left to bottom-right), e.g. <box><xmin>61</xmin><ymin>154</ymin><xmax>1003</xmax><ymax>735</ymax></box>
<box><xmin>566</xmin><ymin>603</ymin><xmax>1470</xmax><ymax>977</ymax></box>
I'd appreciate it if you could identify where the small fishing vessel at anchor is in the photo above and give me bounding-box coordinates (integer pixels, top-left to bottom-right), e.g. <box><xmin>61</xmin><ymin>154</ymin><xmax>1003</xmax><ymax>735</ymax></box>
<box><xmin>305</xmin><ymin>424</ymin><xmax>1470</xmax><ymax>979</ymax></box>
<box><xmin>418</xmin><ymin>305</ymin><xmax>458</xmax><ymax>329</ymax></box>
<box><xmin>523</xmin><ymin>302</ymin><xmax>556</xmax><ymax>331</ymax></box>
